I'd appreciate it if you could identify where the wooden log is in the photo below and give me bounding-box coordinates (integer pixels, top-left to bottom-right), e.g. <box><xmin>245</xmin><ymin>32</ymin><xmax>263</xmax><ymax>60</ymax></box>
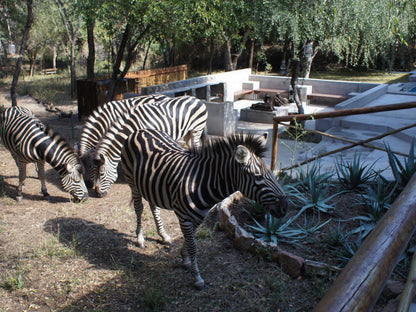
<box><xmin>313</xmin><ymin>173</ymin><xmax>416</xmax><ymax>311</ymax></box>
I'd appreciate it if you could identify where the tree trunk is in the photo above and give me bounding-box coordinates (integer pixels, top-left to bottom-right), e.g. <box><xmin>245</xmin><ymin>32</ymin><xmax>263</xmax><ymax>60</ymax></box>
<box><xmin>106</xmin><ymin>24</ymin><xmax>149</xmax><ymax>102</ymax></box>
<box><xmin>222</xmin><ymin>28</ymin><xmax>250</xmax><ymax>71</ymax></box>
<box><xmin>290</xmin><ymin>59</ymin><xmax>305</xmax><ymax>116</ymax></box>
<box><xmin>249</xmin><ymin>39</ymin><xmax>254</xmax><ymax>69</ymax></box>
<box><xmin>86</xmin><ymin>17</ymin><xmax>95</xmax><ymax>80</ymax></box>
<box><xmin>52</xmin><ymin>46</ymin><xmax>57</xmax><ymax>69</ymax></box>
<box><xmin>54</xmin><ymin>0</ymin><xmax>81</xmax><ymax>98</ymax></box>
<box><xmin>10</xmin><ymin>0</ymin><xmax>34</xmax><ymax>106</ymax></box>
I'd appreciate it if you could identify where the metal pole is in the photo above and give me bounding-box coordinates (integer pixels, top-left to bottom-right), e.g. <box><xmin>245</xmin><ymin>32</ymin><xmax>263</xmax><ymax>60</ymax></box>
<box><xmin>271</xmin><ymin>122</ymin><xmax>279</xmax><ymax>170</ymax></box>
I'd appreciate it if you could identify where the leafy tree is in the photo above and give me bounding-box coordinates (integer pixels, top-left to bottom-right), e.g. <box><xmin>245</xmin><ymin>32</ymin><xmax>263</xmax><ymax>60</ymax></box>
<box><xmin>10</xmin><ymin>0</ymin><xmax>34</xmax><ymax>106</ymax></box>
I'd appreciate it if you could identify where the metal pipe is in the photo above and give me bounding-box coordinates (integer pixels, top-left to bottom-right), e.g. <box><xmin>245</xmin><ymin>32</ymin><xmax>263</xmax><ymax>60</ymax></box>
<box><xmin>270</xmin><ymin>101</ymin><xmax>416</xmax><ymax>169</ymax></box>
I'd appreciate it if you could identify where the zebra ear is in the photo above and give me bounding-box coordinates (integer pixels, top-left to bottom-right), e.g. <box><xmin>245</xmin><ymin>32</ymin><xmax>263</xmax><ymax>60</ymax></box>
<box><xmin>235</xmin><ymin>145</ymin><xmax>250</xmax><ymax>165</ymax></box>
<box><xmin>260</xmin><ymin>132</ymin><xmax>268</xmax><ymax>145</ymax></box>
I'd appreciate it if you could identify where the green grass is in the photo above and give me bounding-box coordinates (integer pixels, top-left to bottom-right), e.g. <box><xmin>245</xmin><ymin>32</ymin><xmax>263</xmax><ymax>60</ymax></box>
<box><xmin>310</xmin><ymin>68</ymin><xmax>409</xmax><ymax>84</ymax></box>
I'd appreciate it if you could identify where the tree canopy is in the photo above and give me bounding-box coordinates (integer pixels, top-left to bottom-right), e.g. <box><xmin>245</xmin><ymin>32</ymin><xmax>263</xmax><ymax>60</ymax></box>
<box><xmin>1</xmin><ymin>0</ymin><xmax>415</xmax><ymax>99</ymax></box>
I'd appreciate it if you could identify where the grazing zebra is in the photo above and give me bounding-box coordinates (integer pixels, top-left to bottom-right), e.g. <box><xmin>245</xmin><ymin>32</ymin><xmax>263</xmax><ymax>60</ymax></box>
<box><xmin>1</xmin><ymin>106</ymin><xmax>88</xmax><ymax>202</ymax></box>
<box><xmin>120</xmin><ymin>129</ymin><xmax>288</xmax><ymax>289</ymax></box>
<box><xmin>92</xmin><ymin>96</ymin><xmax>207</xmax><ymax>198</ymax></box>
<box><xmin>78</xmin><ymin>94</ymin><xmax>169</xmax><ymax>188</ymax></box>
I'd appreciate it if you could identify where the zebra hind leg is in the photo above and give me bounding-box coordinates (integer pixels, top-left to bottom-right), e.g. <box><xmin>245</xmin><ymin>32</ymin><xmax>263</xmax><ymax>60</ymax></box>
<box><xmin>132</xmin><ymin>192</ymin><xmax>146</xmax><ymax>248</ymax></box>
<box><xmin>15</xmin><ymin>160</ymin><xmax>27</xmax><ymax>202</ymax></box>
<box><xmin>179</xmin><ymin>220</ymin><xmax>204</xmax><ymax>290</ymax></box>
<box><xmin>149</xmin><ymin>203</ymin><xmax>172</xmax><ymax>245</ymax></box>
<box><xmin>36</xmin><ymin>162</ymin><xmax>50</xmax><ymax>201</ymax></box>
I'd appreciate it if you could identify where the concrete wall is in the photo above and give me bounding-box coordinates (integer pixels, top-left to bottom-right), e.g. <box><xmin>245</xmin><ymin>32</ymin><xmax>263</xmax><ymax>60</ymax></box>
<box><xmin>248</xmin><ymin>75</ymin><xmax>378</xmax><ymax>96</ymax></box>
<box><xmin>141</xmin><ymin>68</ymin><xmax>252</xmax><ymax>102</ymax></box>
<box><xmin>205</xmin><ymin>101</ymin><xmax>236</xmax><ymax>136</ymax></box>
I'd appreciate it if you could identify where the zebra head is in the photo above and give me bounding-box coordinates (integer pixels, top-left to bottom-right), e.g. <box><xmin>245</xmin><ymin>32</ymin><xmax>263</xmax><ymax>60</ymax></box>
<box><xmin>93</xmin><ymin>154</ymin><xmax>118</xmax><ymax>198</ymax></box>
<box><xmin>80</xmin><ymin>150</ymin><xmax>96</xmax><ymax>189</ymax></box>
<box><xmin>234</xmin><ymin>135</ymin><xmax>287</xmax><ymax>218</ymax></box>
<box><xmin>60</xmin><ymin>162</ymin><xmax>89</xmax><ymax>202</ymax></box>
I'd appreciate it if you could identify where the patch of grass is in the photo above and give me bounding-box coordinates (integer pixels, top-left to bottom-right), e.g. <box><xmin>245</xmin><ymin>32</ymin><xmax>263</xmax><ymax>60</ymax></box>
<box><xmin>142</xmin><ymin>285</ymin><xmax>168</xmax><ymax>311</ymax></box>
<box><xmin>310</xmin><ymin>68</ymin><xmax>409</xmax><ymax>84</ymax></box>
<box><xmin>33</xmin><ymin>233</ymin><xmax>78</xmax><ymax>259</ymax></box>
<box><xmin>13</xmin><ymin>74</ymin><xmax>72</xmax><ymax>105</ymax></box>
<box><xmin>1</xmin><ymin>271</ymin><xmax>25</xmax><ymax>291</ymax></box>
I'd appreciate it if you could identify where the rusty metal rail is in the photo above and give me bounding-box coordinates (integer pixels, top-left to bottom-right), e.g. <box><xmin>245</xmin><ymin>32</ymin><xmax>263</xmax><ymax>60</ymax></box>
<box><xmin>271</xmin><ymin>101</ymin><xmax>416</xmax><ymax>170</ymax></box>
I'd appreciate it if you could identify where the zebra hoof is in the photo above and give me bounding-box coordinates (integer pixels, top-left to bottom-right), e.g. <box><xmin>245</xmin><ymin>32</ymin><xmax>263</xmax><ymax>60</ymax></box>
<box><xmin>162</xmin><ymin>235</ymin><xmax>172</xmax><ymax>245</ymax></box>
<box><xmin>193</xmin><ymin>278</ymin><xmax>205</xmax><ymax>290</ymax></box>
<box><xmin>181</xmin><ymin>259</ymin><xmax>191</xmax><ymax>270</ymax></box>
<box><xmin>43</xmin><ymin>194</ymin><xmax>51</xmax><ymax>202</ymax></box>
<box><xmin>16</xmin><ymin>196</ymin><xmax>23</xmax><ymax>202</ymax></box>
<box><xmin>137</xmin><ymin>235</ymin><xmax>145</xmax><ymax>248</ymax></box>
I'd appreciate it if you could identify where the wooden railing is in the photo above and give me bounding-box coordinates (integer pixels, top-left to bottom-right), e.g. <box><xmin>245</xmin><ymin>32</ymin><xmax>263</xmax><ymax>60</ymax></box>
<box><xmin>271</xmin><ymin>101</ymin><xmax>416</xmax><ymax>170</ymax></box>
<box><xmin>271</xmin><ymin>101</ymin><xmax>416</xmax><ymax>310</ymax></box>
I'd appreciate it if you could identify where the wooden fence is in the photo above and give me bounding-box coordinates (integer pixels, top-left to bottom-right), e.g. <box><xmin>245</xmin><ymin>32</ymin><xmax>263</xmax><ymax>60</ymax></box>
<box><xmin>125</xmin><ymin>64</ymin><xmax>188</xmax><ymax>93</ymax></box>
<box><xmin>77</xmin><ymin>65</ymin><xmax>188</xmax><ymax>118</ymax></box>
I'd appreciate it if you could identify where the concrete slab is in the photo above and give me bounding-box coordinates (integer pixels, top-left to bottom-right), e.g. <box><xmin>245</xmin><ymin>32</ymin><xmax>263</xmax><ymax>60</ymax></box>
<box><xmin>235</xmin><ymin>89</ymin><xmax>416</xmax><ymax>183</ymax></box>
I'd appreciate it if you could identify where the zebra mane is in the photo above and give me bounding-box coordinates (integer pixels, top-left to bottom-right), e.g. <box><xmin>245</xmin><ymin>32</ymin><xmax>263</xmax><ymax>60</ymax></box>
<box><xmin>193</xmin><ymin>133</ymin><xmax>267</xmax><ymax>158</ymax></box>
<box><xmin>43</xmin><ymin>125</ymin><xmax>78</xmax><ymax>156</ymax></box>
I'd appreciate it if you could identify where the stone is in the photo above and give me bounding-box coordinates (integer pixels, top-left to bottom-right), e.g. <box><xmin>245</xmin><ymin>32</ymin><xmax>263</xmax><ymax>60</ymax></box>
<box><xmin>278</xmin><ymin>250</ymin><xmax>305</xmax><ymax>278</ymax></box>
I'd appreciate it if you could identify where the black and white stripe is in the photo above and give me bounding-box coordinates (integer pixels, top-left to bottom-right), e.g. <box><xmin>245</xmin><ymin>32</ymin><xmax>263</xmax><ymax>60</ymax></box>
<box><xmin>1</xmin><ymin>106</ymin><xmax>88</xmax><ymax>202</ymax></box>
<box><xmin>120</xmin><ymin>129</ymin><xmax>288</xmax><ymax>289</ymax></box>
<box><xmin>93</xmin><ymin>96</ymin><xmax>207</xmax><ymax>197</ymax></box>
<box><xmin>78</xmin><ymin>94</ymin><xmax>169</xmax><ymax>188</ymax></box>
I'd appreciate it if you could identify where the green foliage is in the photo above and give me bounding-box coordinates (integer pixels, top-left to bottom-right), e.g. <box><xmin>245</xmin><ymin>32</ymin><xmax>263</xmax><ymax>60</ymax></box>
<box><xmin>1</xmin><ymin>271</ymin><xmax>24</xmax><ymax>291</ymax></box>
<box><xmin>294</xmin><ymin>161</ymin><xmax>333</xmax><ymax>192</ymax></box>
<box><xmin>142</xmin><ymin>285</ymin><xmax>167</xmax><ymax>311</ymax></box>
<box><xmin>385</xmin><ymin>138</ymin><xmax>416</xmax><ymax>191</ymax></box>
<box><xmin>335</xmin><ymin>154</ymin><xmax>377</xmax><ymax>190</ymax></box>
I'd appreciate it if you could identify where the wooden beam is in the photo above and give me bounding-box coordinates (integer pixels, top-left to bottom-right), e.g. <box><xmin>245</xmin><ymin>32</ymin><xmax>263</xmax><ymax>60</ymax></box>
<box><xmin>313</xmin><ymin>173</ymin><xmax>416</xmax><ymax>311</ymax></box>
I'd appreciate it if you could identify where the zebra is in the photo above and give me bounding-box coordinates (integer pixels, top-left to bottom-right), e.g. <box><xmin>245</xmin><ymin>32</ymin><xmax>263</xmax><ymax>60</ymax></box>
<box><xmin>92</xmin><ymin>96</ymin><xmax>207</xmax><ymax>198</ymax></box>
<box><xmin>1</xmin><ymin>106</ymin><xmax>88</xmax><ymax>202</ymax></box>
<box><xmin>120</xmin><ymin>129</ymin><xmax>288</xmax><ymax>289</ymax></box>
<box><xmin>78</xmin><ymin>94</ymin><xmax>169</xmax><ymax>188</ymax></box>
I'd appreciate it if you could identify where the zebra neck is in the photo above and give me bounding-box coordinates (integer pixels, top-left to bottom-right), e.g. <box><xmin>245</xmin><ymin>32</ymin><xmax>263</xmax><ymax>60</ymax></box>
<box><xmin>38</xmin><ymin>136</ymin><xmax>77</xmax><ymax>174</ymax></box>
<box><xmin>196</xmin><ymin>157</ymin><xmax>237</xmax><ymax>206</ymax></box>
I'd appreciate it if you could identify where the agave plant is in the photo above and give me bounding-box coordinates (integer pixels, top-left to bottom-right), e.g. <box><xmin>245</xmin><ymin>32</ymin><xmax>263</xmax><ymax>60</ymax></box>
<box><xmin>244</xmin><ymin>208</ymin><xmax>331</xmax><ymax>245</ymax></box>
<box><xmin>294</xmin><ymin>161</ymin><xmax>333</xmax><ymax>192</ymax></box>
<box><xmin>385</xmin><ymin>138</ymin><xmax>416</xmax><ymax>191</ymax></box>
<box><xmin>335</xmin><ymin>153</ymin><xmax>377</xmax><ymax>190</ymax></box>
<box><xmin>289</xmin><ymin>174</ymin><xmax>344</xmax><ymax>217</ymax></box>
<box><xmin>349</xmin><ymin>174</ymin><xmax>396</xmax><ymax>238</ymax></box>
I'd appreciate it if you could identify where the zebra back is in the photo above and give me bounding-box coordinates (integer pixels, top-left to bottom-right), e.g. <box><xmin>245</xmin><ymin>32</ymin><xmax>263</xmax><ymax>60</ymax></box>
<box><xmin>92</xmin><ymin>96</ymin><xmax>208</xmax><ymax>197</ymax></box>
<box><xmin>1</xmin><ymin>107</ymin><xmax>88</xmax><ymax>201</ymax></box>
<box><xmin>78</xmin><ymin>94</ymin><xmax>169</xmax><ymax>156</ymax></box>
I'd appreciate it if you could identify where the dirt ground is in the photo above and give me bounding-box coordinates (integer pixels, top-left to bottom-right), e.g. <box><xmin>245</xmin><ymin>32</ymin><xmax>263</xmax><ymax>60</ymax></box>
<box><xmin>0</xmin><ymin>91</ymin><xmax>406</xmax><ymax>311</ymax></box>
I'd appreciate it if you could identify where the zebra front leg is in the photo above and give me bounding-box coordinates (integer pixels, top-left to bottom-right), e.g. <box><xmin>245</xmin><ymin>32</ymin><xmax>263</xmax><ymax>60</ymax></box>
<box><xmin>15</xmin><ymin>160</ymin><xmax>27</xmax><ymax>202</ymax></box>
<box><xmin>36</xmin><ymin>161</ymin><xmax>50</xmax><ymax>201</ymax></box>
<box><xmin>179</xmin><ymin>220</ymin><xmax>204</xmax><ymax>290</ymax></box>
<box><xmin>149</xmin><ymin>203</ymin><xmax>172</xmax><ymax>245</ymax></box>
<box><xmin>132</xmin><ymin>191</ymin><xmax>146</xmax><ymax>248</ymax></box>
